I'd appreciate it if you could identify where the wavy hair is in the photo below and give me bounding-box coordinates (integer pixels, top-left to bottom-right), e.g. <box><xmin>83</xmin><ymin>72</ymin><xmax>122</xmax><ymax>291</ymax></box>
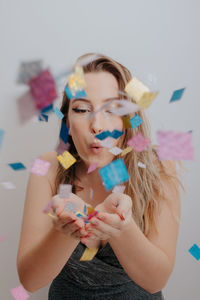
<box><xmin>55</xmin><ymin>53</ymin><xmax>181</xmax><ymax>236</ymax></box>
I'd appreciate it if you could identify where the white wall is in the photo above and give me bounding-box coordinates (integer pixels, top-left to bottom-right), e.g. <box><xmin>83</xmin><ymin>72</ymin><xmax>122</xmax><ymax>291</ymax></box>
<box><xmin>0</xmin><ymin>0</ymin><xmax>199</xmax><ymax>299</ymax></box>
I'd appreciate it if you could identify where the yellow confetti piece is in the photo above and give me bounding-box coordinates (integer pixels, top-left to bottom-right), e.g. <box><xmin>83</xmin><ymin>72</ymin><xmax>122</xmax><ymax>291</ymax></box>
<box><xmin>57</xmin><ymin>151</ymin><xmax>76</xmax><ymax>170</ymax></box>
<box><xmin>68</xmin><ymin>66</ymin><xmax>86</xmax><ymax>92</ymax></box>
<box><xmin>137</xmin><ymin>91</ymin><xmax>158</xmax><ymax>109</ymax></box>
<box><xmin>121</xmin><ymin>146</ymin><xmax>133</xmax><ymax>156</ymax></box>
<box><xmin>47</xmin><ymin>212</ymin><xmax>57</xmax><ymax>219</ymax></box>
<box><xmin>87</xmin><ymin>206</ymin><xmax>95</xmax><ymax>215</ymax></box>
<box><xmin>122</xmin><ymin>116</ymin><xmax>132</xmax><ymax>129</ymax></box>
<box><xmin>125</xmin><ymin>77</ymin><xmax>158</xmax><ymax>110</ymax></box>
<box><xmin>80</xmin><ymin>247</ymin><xmax>99</xmax><ymax>261</ymax></box>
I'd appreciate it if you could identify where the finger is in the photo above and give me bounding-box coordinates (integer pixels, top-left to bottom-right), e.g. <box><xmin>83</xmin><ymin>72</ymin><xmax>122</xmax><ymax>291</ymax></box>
<box><xmin>89</xmin><ymin>217</ymin><xmax>121</xmax><ymax>237</ymax></box>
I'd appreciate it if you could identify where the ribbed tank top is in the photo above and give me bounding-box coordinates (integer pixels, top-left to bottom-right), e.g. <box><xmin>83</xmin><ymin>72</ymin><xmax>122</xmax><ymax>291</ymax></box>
<box><xmin>48</xmin><ymin>242</ymin><xmax>164</xmax><ymax>299</ymax></box>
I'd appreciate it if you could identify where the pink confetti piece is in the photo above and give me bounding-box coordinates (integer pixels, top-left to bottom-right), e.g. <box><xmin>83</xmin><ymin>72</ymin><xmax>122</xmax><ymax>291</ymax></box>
<box><xmin>10</xmin><ymin>285</ymin><xmax>29</xmax><ymax>300</ymax></box>
<box><xmin>87</xmin><ymin>162</ymin><xmax>99</xmax><ymax>174</ymax></box>
<box><xmin>112</xmin><ymin>185</ymin><xmax>125</xmax><ymax>193</ymax></box>
<box><xmin>42</xmin><ymin>199</ymin><xmax>54</xmax><ymax>213</ymax></box>
<box><xmin>127</xmin><ymin>133</ymin><xmax>151</xmax><ymax>152</ymax></box>
<box><xmin>157</xmin><ymin>130</ymin><xmax>194</xmax><ymax>161</ymax></box>
<box><xmin>0</xmin><ymin>234</ymin><xmax>7</xmax><ymax>243</ymax></box>
<box><xmin>100</xmin><ymin>137</ymin><xmax>115</xmax><ymax>148</ymax></box>
<box><xmin>59</xmin><ymin>184</ymin><xmax>72</xmax><ymax>198</ymax></box>
<box><xmin>108</xmin><ymin>146</ymin><xmax>122</xmax><ymax>155</ymax></box>
<box><xmin>30</xmin><ymin>158</ymin><xmax>50</xmax><ymax>176</ymax></box>
<box><xmin>28</xmin><ymin>69</ymin><xmax>58</xmax><ymax>110</ymax></box>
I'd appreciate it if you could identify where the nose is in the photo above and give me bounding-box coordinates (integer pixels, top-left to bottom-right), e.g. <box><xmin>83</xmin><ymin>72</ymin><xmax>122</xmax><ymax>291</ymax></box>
<box><xmin>89</xmin><ymin>110</ymin><xmax>104</xmax><ymax>135</ymax></box>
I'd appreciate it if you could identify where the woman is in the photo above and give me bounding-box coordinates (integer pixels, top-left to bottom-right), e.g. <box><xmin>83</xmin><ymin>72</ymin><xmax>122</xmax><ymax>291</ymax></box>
<box><xmin>17</xmin><ymin>53</ymin><xmax>181</xmax><ymax>299</ymax></box>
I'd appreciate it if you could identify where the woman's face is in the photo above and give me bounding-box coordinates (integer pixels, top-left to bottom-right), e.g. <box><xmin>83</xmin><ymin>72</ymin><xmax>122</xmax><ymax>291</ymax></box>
<box><xmin>67</xmin><ymin>71</ymin><xmax>124</xmax><ymax>168</ymax></box>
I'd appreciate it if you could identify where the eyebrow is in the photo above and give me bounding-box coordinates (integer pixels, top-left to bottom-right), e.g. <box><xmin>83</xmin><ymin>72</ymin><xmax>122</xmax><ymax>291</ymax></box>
<box><xmin>71</xmin><ymin>97</ymin><xmax>120</xmax><ymax>104</ymax></box>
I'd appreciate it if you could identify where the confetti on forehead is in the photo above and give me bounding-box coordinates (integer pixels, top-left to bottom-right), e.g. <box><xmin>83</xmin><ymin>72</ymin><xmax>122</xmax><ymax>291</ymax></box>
<box><xmin>10</xmin><ymin>285</ymin><xmax>30</xmax><ymax>300</ymax></box>
<box><xmin>17</xmin><ymin>60</ymin><xmax>43</xmax><ymax>84</ymax></box>
<box><xmin>157</xmin><ymin>130</ymin><xmax>194</xmax><ymax>161</ymax></box>
<box><xmin>30</xmin><ymin>158</ymin><xmax>50</xmax><ymax>176</ymax></box>
<box><xmin>59</xmin><ymin>184</ymin><xmax>72</xmax><ymax>198</ymax></box>
<box><xmin>99</xmin><ymin>158</ymin><xmax>129</xmax><ymax>191</ymax></box>
<box><xmin>127</xmin><ymin>133</ymin><xmax>151</xmax><ymax>152</ymax></box>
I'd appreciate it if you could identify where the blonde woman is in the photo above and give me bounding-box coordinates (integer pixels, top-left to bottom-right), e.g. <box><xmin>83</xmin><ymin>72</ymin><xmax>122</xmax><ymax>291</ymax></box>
<box><xmin>17</xmin><ymin>54</ymin><xmax>181</xmax><ymax>299</ymax></box>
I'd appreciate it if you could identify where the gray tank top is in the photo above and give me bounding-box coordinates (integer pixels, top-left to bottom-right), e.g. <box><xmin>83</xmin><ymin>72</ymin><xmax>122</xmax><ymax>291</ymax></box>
<box><xmin>49</xmin><ymin>242</ymin><xmax>164</xmax><ymax>299</ymax></box>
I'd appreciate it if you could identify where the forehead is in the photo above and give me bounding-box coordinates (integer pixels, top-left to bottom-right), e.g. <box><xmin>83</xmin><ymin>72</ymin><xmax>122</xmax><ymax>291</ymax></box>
<box><xmin>84</xmin><ymin>71</ymin><xmax>119</xmax><ymax>100</ymax></box>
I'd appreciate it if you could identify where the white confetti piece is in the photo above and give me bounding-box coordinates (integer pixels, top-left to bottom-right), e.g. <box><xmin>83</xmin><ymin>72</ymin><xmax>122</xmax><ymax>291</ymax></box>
<box><xmin>138</xmin><ymin>161</ymin><xmax>146</xmax><ymax>168</ymax></box>
<box><xmin>109</xmin><ymin>147</ymin><xmax>122</xmax><ymax>155</ymax></box>
<box><xmin>112</xmin><ymin>185</ymin><xmax>125</xmax><ymax>193</ymax></box>
<box><xmin>1</xmin><ymin>181</ymin><xmax>16</xmax><ymax>190</ymax></box>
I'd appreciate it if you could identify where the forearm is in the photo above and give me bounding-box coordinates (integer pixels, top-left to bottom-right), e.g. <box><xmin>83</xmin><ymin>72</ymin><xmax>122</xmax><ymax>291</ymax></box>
<box><xmin>17</xmin><ymin>227</ymin><xmax>79</xmax><ymax>293</ymax></box>
<box><xmin>109</xmin><ymin>219</ymin><xmax>172</xmax><ymax>294</ymax></box>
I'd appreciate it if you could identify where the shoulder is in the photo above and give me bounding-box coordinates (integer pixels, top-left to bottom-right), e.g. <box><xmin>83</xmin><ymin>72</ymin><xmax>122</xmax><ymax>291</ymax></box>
<box><xmin>38</xmin><ymin>151</ymin><xmax>59</xmax><ymax>195</ymax></box>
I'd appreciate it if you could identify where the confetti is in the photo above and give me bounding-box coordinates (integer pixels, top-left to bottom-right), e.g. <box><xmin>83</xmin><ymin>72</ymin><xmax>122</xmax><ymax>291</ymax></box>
<box><xmin>59</xmin><ymin>184</ymin><xmax>72</xmax><ymax>198</ymax></box>
<box><xmin>100</xmin><ymin>137</ymin><xmax>115</xmax><ymax>148</ymax></box>
<box><xmin>108</xmin><ymin>99</ymin><xmax>139</xmax><ymax>116</ymax></box>
<box><xmin>80</xmin><ymin>247</ymin><xmax>99</xmax><ymax>261</ymax></box>
<box><xmin>64</xmin><ymin>201</ymin><xmax>78</xmax><ymax>213</ymax></box>
<box><xmin>1</xmin><ymin>181</ymin><xmax>16</xmax><ymax>189</ymax></box>
<box><xmin>28</xmin><ymin>69</ymin><xmax>58</xmax><ymax>110</ymax></box>
<box><xmin>138</xmin><ymin>161</ymin><xmax>146</xmax><ymax>168</ymax></box>
<box><xmin>170</xmin><ymin>88</ymin><xmax>185</xmax><ymax>102</ymax></box>
<box><xmin>55</xmin><ymin>140</ymin><xmax>70</xmax><ymax>155</ymax></box>
<box><xmin>53</xmin><ymin>107</ymin><xmax>64</xmax><ymax>120</ymax></box>
<box><xmin>10</xmin><ymin>285</ymin><xmax>29</xmax><ymax>300</ymax></box>
<box><xmin>8</xmin><ymin>162</ymin><xmax>26</xmax><ymax>171</ymax></box>
<box><xmin>108</xmin><ymin>146</ymin><xmax>122</xmax><ymax>155</ymax></box>
<box><xmin>121</xmin><ymin>146</ymin><xmax>133</xmax><ymax>156</ymax></box>
<box><xmin>59</xmin><ymin>121</ymin><xmax>69</xmax><ymax>144</ymax></box>
<box><xmin>90</xmin><ymin>188</ymin><xmax>94</xmax><ymax>200</ymax></box>
<box><xmin>38</xmin><ymin>113</ymin><xmax>48</xmax><ymax>122</ymax></box>
<box><xmin>188</xmin><ymin>244</ymin><xmax>200</xmax><ymax>261</ymax></box>
<box><xmin>130</xmin><ymin>114</ymin><xmax>143</xmax><ymax>130</ymax></box>
<box><xmin>127</xmin><ymin>133</ymin><xmax>151</xmax><ymax>152</ymax></box>
<box><xmin>157</xmin><ymin>131</ymin><xmax>194</xmax><ymax>161</ymax></box>
<box><xmin>125</xmin><ymin>77</ymin><xmax>158</xmax><ymax>109</ymax></box>
<box><xmin>30</xmin><ymin>158</ymin><xmax>50</xmax><ymax>176</ymax></box>
<box><xmin>122</xmin><ymin>116</ymin><xmax>132</xmax><ymax>129</ymax></box>
<box><xmin>99</xmin><ymin>158</ymin><xmax>129</xmax><ymax>191</ymax></box>
<box><xmin>57</xmin><ymin>151</ymin><xmax>77</xmax><ymax>169</ymax></box>
<box><xmin>17</xmin><ymin>60</ymin><xmax>43</xmax><ymax>84</ymax></box>
<box><xmin>0</xmin><ymin>234</ymin><xmax>7</xmax><ymax>243</ymax></box>
<box><xmin>40</xmin><ymin>103</ymin><xmax>53</xmax><ymax>114</ymax></box>
<box><xmin>0</xmin><ymin>129</ymin><xmax>5</xmax><ymax>151</ymax></box>
<box><xmin>95</xmin><ymin>129</ymin><xmax>124</xmax><ymax>141</ymax></box>
<box><xmin>112</xmin><ymin>185</ymin><xmax>125</xmax><ymax>193</ymax></box>
<box><xmin>87</xmin><ymin>162</ymin><xmax>99</xmax><ymax>173</ymax></box>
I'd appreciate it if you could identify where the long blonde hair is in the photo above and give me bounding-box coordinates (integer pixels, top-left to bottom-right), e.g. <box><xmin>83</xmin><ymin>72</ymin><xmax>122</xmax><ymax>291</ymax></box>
<box><xmin>55</xmin><ymin>53</ymin><xmax>180</xmax><ymax>236</ymax></box>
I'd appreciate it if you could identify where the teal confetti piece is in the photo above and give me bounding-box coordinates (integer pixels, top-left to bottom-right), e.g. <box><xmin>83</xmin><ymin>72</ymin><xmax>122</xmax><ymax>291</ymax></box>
<box><xmin>8</xmin><ymin>162</ymin><xmax>26</xmax><ymax>171</ymax></box>
<box><xmin>53</xmin><ymin>107</ymin><xmax>64</xmax><ymax>120</ymax></box>
<box><xmin>170</xmin><ymin>88</ymin><xmax>185</xmax><ymax>102</ymax></box>
<box><xmin>189</xmin><ymin>244</ymin><xmax>200</xmax><ymax>261</ymax></box>
<box><xmin>99</xmin><ymin>158</ymin><xmax>129</xmax><ymax>191</ymax></box>
<box><xmin>130</xmin><ymin>114</ymin><xmax>143</xmax><ymax>130</ymax></box>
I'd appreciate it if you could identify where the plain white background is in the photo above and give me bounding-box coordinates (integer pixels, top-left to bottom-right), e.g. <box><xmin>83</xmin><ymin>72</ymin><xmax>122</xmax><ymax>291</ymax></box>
<box><xmin>0</xmin><ymin>0</ymin><xmax>199</xmax><ymax>299</ymax></box>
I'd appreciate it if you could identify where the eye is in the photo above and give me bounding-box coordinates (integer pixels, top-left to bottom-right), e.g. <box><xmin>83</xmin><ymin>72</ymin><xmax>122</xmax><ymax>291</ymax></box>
<box><xmin>72</xmin><ymin>108</ymin><xmax>90</xmax><ymax>113</ymax></box>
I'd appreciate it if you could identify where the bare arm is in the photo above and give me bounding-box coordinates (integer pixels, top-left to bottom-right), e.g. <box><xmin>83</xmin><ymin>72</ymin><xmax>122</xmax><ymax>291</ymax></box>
<box><xmin>109</xmin><ymin>160</ymin><xmax>181</xmax><ymax>294</ymax></box>
<box><xmin>17</xmin><ymin>152</ymin><xmax>80</xmax><ymax>293</ymax></box>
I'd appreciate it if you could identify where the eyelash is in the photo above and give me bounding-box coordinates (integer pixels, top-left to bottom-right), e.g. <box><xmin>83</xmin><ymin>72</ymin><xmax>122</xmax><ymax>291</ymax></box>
<box><xmin>72</xmin><ymin>108</ymin><xmax>114</xmax><ymax>114</ymax></box>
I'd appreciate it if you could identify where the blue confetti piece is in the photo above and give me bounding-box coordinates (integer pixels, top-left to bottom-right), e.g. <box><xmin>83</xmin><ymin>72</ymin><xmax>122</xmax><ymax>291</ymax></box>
<box><xmin>40</xmin><ymin>103</ymin><xmax>53</xmax><ymax>114</ymax></box>
<box><xmin>39</xmin><ymin>113</ymin><xmax>48</xmax><ymax>122</ymax></box>
<box><xmin>83</xmin><ymin>204</ymin><xmax>87</xmax><ymax>215</ymax></box>
<box><xmin>111</xmin><ymin>129</ymin><xmax>124</xmax><ymax>139</ymax></box>
<box><xmin>170</xmin><ymin>88</ymin><xmax>185</xmax><ymax>102</ymax></box>
<box><xmin>189</xmin><ymin>244</ymin><xmax>200</xmax><ymax>261</ymax></box>
<box><xmin>59</xmin><ymin>121</ymin><xmax>69</xmax><ymax>144</ymax></box>
<box><xmin>8</xmin><ymin>162</ymin><xmax>26</xmax><ymax>171</ymax></box>
<box><xmin>65</xmin><ymin>86</ymin><xmax>73</xmax><ymax>99</ymax></box>
<box><xmin>99</xmin><ymin>158</ymin><xmax>129</xmax><ymax>191</ymax></box>
<box><xmin>75</xmin><ymin>89</ymin><xmax>87</xmax><ymax>98</ymax></box>
<box><xmin>0</xmin><ymin>129</ymin><xmax>5</xmax><ymax>151</ymax></box>
<box><xmin>53</xmin><ymin>107</ymin><xmax>64</xmax><ymax>120</ymax></box>
<box><xmin>130</xmin><ymin>114</ymin><xmax>143</xmax><ymax>130</ymax></box>
<box><xmin>95</xmin><ymin>131</ymin><xmax>110</xmax><ymax>140</ymax></box>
